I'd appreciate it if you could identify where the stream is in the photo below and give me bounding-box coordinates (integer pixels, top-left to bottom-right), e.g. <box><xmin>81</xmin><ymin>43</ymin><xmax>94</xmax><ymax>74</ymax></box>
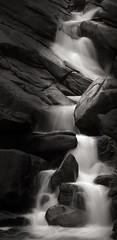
<box><xmin>26</xmin><ymin>134</ymin><xmax>112</xmax><ymax>240</ymax></box>
<box><xmin>0</xmin><ymin>7</ymin><xmax>113</xmax><ymax>240</ymax></box>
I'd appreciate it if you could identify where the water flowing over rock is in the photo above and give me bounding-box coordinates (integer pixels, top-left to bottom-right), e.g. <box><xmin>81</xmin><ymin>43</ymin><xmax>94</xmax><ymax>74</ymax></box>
<box><xmin>0</xmin><ymin>0</ymin><xmax>116</xmax><ymax>239</ymax></box>
<box><xmin>51</xmin><ymin>154</ymin><xmax>78</xmax><ymax>190</ymax></box>
<box><xmin>0</xmin><ymin>0</ymin><xmax>82</xmax><ymax>133</ymax></box>
<box><xmin>58</xmin><ymin>183</ymin><xmax>85</xmax><ymax>210</ymax></box>
<box><xmin>0</xmin><ymin>149</ymin><xmax>48</xmax><ymax>212</ymax></box>
<box><xmin>46</xmin><ymin>204</ymin><xmax>87</xmax><ymax>227</ymax></box>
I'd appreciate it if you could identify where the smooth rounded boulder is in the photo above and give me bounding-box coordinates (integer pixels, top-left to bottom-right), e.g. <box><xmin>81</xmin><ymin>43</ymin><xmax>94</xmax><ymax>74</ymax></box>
<box><xmin>46</xmin><ymin>204</ymin><xmax>87</xmax><ymax>227</ymax></box>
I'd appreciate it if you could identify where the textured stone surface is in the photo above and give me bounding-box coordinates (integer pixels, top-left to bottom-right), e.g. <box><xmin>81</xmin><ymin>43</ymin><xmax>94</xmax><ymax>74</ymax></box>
<box><xmin>51</xmin><ymin>154</ymin><xmax>78</xmax><ymax>190</ymax></box>
<box><xmin>46</xmin><ymin>204</ymin><xmax>87</xmax><ymax>227</ymax></box>
<box><xmin>0</xmin><ymin>132</ymin><xmax>77</xmax><ymax>158</ymax></box>
<box><xmin>0</xmin><ymin>149</ymin><xmax>47</xmax><ymax>212</ymax></box>
<box><xmin>0</xmin><ymin>212</ymin><xmax>29</xmax><ymax>227</ymax></box>
<box><xmin>0</xmin><ymin>0</ymin><xmax>93</xmax><ymax>134</ymax></box>
<box><xmin>94</xmin><ymin>174</ymin><xmax>115</xmax><ymax>187</ymax></box>
<box><xmin>80</xmin><ymin>20</ymin><xmax>117</xmax><ymax>50</ymax></box>
<box><xmin>97</xmin><ymin>135</ymin><xmax>115</xmax><ymax>163</ymax></box>
<box><xmin>74</xmin><ymin>76</ymin><xmax>117</xmax><ymax>135</ymax></box>
<box><xmin>58</xmin><ymin>183</ymin><xmax>85</xmax><ymax>210</ymax></box>
<box><xmin>98</xmin><ymin>109</ymin><xmax>117</xmax><ymax>142</ymax></box>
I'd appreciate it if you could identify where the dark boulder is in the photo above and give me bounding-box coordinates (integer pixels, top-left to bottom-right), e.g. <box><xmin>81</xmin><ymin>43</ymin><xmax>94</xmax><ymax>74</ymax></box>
<box><xmin>74</xmin><ymin>76</ymin><xmax>117</xmax><ymax>135</ymax></box>
<box><xmin>94</xmin><ymin>174</ymin><xmax>114</xmax><ymax>187</ymax></box>
<box><xmin>111</xmin><ymin>195</ymin><xmax>117</xmax><ymax>220</ymax></box>
<box><xmin>51</xmin><ymin>154</ymin><xmax>78</xmax><ymax>191</ymax></box>
<box><xmin>109</xmin><ymin>174</ymin><xmax>117</xmax><ymax>220</ymax></box>
<box><xmin>100</xmin><ymin>0</ymin><xmax>117</xmax><ymax>26</ymax></box>
<box><xmin>0</xmin><ymin>109</ymin><xmax>32</xmax><ymax>134</ymax></box>
<box><xmin>108</xmin><ymin>189</ymin><xmax>117</xmax><ymax>198</ymax></box>
<box><xmin>98</xmin><ymin>109</ymin><xmax>117</xmax><ymax>142</ymax></box>
<box><xmin>114</xmin><ymin>57</ymin><xmax>117</xmax><ymax>79</ymax></box>
<box><xmin>80</xmin><ymin>20</ymin><xmax>117</xmax><ymax>50</ymax></box>
<box><xmin>0</xmin><ymin>149</ymin><xmax>48</xmax><ymax>212</ymax></box>
<box><xmin>73</xmin><ymin>0</ymin><xmax>87</xmax><ymax>11</ymax></box>
<box><xmin>0</xmin><ymin>132</ymin><xmax>77</xmax><ymax>161</ymax></box>
<box><xmin>0</xmin><ymin>211</ymin><xmax>29</xmax><ymax>227</ymax></box>
<box><xmin>113</xmin><ymin>218</ymin><xmax>117</xmax><ymax>231</ymax></box>
<box><xmin>58</xmin><ymin>183</ymin><xmax>85</xmax><ymax>210</ymax></box>
<box><xmin>97</xmin><ymin>135</ymin><xmax>115</xmax><ymax>163</ymax></box>
<box><xmin>111</xmin><ymin>230</ymin><xmax>117</xmax><ymax>240</ymax></box>
<box><xmin>112</xmin><ymin>196</ymin><xmax>117</xmax><ymax>211</ymax></box>
<box><xmin>46</xmin><ymin>204</ymin><xmax>87</xmax><ymax>227</ymax></box>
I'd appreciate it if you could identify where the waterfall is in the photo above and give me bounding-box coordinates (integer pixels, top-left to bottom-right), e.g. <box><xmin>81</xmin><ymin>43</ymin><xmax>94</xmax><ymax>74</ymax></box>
<box><xmin>28</xmin><ymin>134</ymin><xmax>112</xmax><ymax>240</ymax></box>
<box><xmin>69</xmin><ymin>135</ymin><xmax>112</xmax><ymax>226</ymax></box>
<box><xmin>50</xmin><ymin>105</ymin><xmax>78</xmax><ymax>133</ymax></box>
<box><xmin>26</xmin><ymin>7</ymin><xmax>112</xmax><ymax>240</ymax></box>
<box><xmin>51</xmin><ymin>8</ymin><xmax>107</xmax><ymax>81</ymax></box>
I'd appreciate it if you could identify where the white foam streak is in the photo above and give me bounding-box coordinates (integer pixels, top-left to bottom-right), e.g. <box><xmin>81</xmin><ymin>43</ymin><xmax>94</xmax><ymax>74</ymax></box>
<box><xmin>70</xmin><ymin>135</ymin><xmax>112</xmax><ymax>226</ymax></box>
<box><xmin>51</xmin><ymin>7</ymin><xmax>106</xmax><ymax>80</ymax></box>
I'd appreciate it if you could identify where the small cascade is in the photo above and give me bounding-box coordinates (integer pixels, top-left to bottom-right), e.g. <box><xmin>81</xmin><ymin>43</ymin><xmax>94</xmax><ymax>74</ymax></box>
<box><xmin>27</xmin><ymin>7</ymin><xmax>112</xmax><ymax>240</ymax></box>
<box><xmin>51</xmin><ymin>8</ymin><xmax>107</xmax><ymax>80</ymax></box>
<box><xmin>28</xmin><ymin>134</ymin><xmax>112</xmax><ymax>240</ymax></box>
<box><xmin>50</xmin><ymin>105</ymin><xmax>78</xmax><ymax>133</ymax></box>
<box><xmin>30</xmin><ymin>170</ymin><xmax>57</xmax><ymax>227</ymax></box>
<box><xmin>69</xmin><ymin>135</ymin><xmax>112</xmax><ymax>226</ymax></box>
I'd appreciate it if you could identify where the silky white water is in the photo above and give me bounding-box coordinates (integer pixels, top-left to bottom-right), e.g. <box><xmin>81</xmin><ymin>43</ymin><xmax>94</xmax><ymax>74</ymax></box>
<box><xmin>26</xmin><ymin>7</ymin><xmax>112</xmax><ymax>240</ymax></box>
<box><xmin>50</xmin><ymin>105</ymin><xmax>78</xmax><ymax>133</ymax></box>
<box><xmin>51</xmin><ymin>8</ymin><xmax>108</xmax><ymax>80</ymax></box>
<box><xmin>27</xmin><ymin>134</ymin><xmax>112</xmax><ymax>240</ymax></box>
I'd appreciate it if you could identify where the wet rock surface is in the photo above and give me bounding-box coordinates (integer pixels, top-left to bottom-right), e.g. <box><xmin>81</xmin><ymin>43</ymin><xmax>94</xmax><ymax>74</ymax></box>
<box><xmin>98</xmin><ymin>109</ymin><xmax>117</xmax><ymax>141</ymax></box>
<box><xmin>0</xmin><ymin>0</ymin><xmax>93</xmax><ymax>135</ymax></box>
<box><xmin>0</xmin><ymin>212</ymin><xmax>29</xmax><ymax>227</ymax></box>
<box><xmin>58</xmin><ymin>183</ymin><xmax>86</xmax><ymax>210</ymax></box>
<box><xmin>0</xmin><ymin>131</ymin><xmax>77</xmax><ymax>160</ymax></box>
<box><xmin>51</xmin><ymin>154</ymin><xmax>78</xmax><ymax>190</ymax></box>
<box><xmin>46</xmin><ymin>204</ymin><xmax>87</xmax><ymax>227</ymax></box>
<box><xmin>0</xmin><ymin>0</ymin><xmax>116</xmax><ymax>238</ymax></box>
<box><xmin>94</xmin><ymin>174</ymin><xmax>116</xmax><ymax>187</ymax></box>
<box><xmin>74</xmin><ymin>76</ymin><xmax>117</xmax><ymax>135</ymax></box>
<box><xmin>0</xmin><ymin>149</ymin><xmax>48</xmax><ymax>212</ymax></box>
<box><xmin>97</xmin><ymin>135</ymin><xmax>116</xmax><ymax>164</ymax></box>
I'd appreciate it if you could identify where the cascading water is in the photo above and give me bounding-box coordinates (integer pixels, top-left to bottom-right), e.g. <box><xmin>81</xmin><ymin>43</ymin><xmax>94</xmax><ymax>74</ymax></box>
<box><xmin>69</xmin><ymin>135</ymin><xmax>112</xmax><ymax>227</ymax></box>
<box><xmin>27</xmin><ymin>134</ymin><xmax>112</xmax><ymax>240</ymax></box>
<box><xmin>25</xmin><ymin>7</ymin><xmax>113</xmax><ymax>240</ymax></box>
<box><xmin>51</xmin><ymin>8</ymin><xmax>108</xmax><ymax>81</ymax></box>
